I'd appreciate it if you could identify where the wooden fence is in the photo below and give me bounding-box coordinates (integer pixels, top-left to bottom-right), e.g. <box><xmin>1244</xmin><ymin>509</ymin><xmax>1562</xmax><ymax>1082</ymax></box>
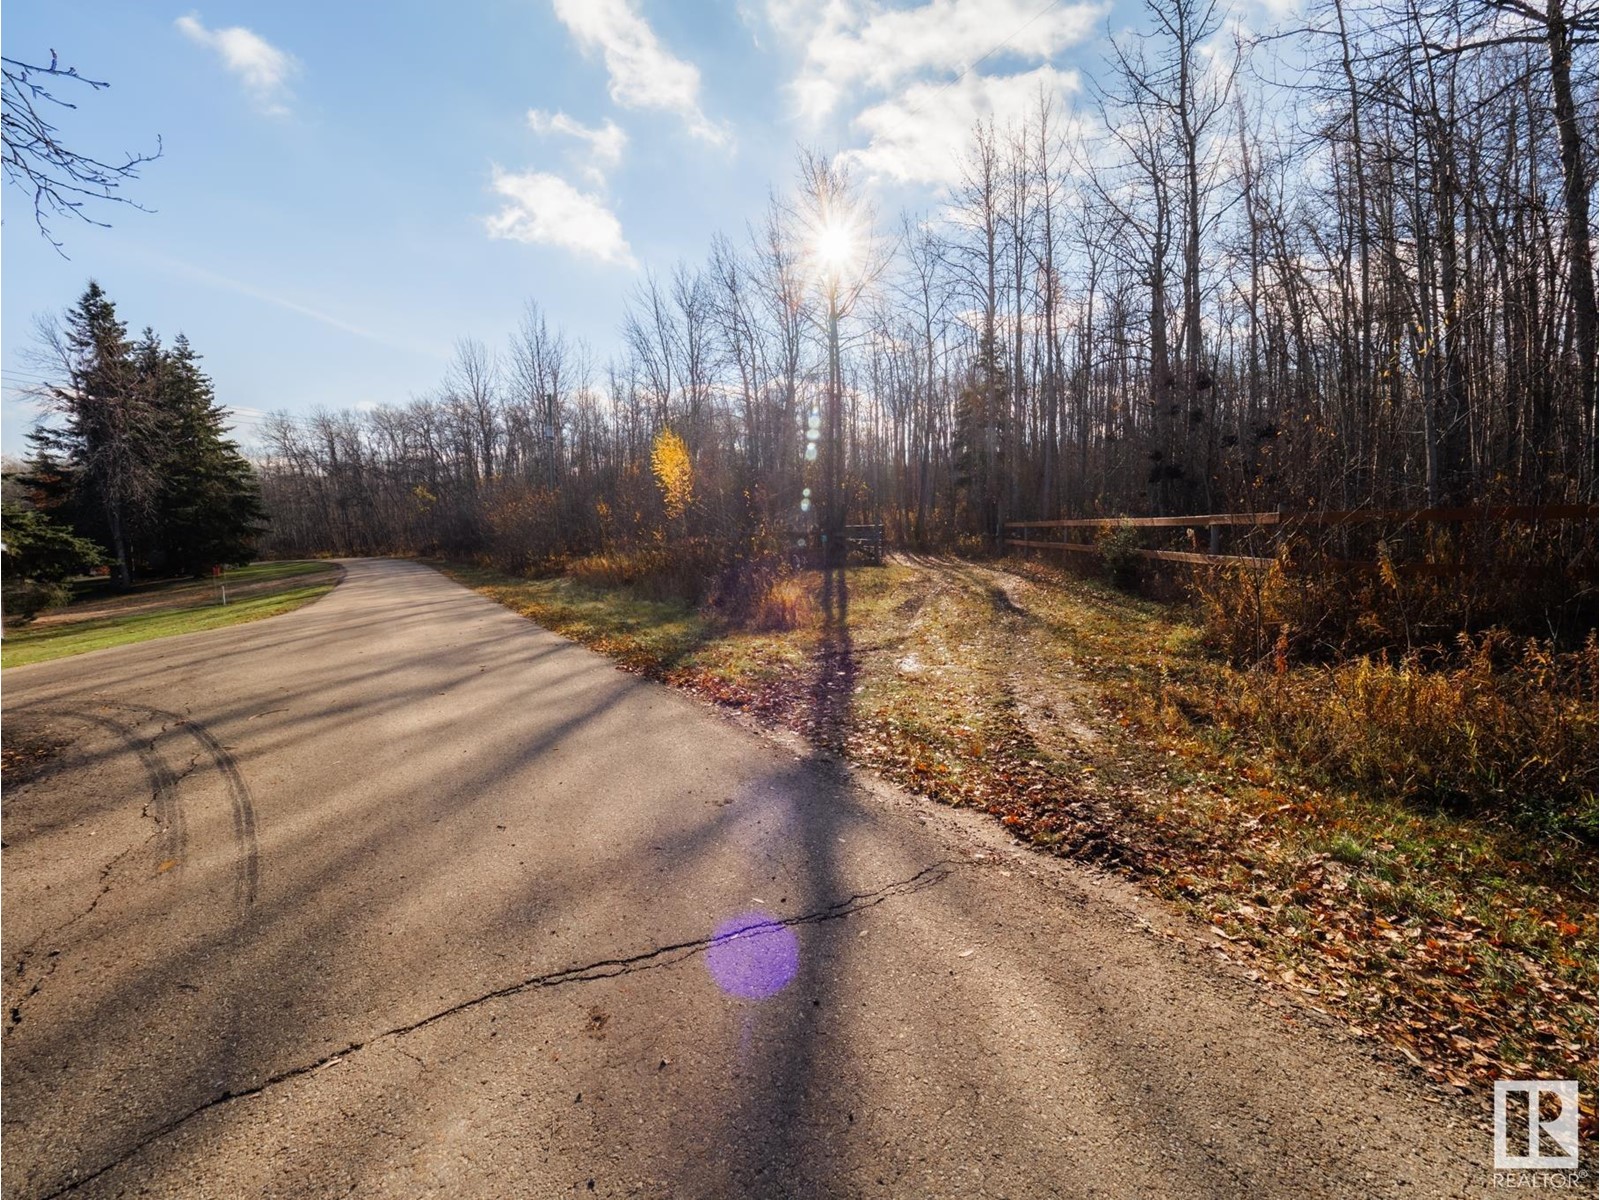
<box><xmin>791</xmin><ymin>524</ymin><xmax>887</xmax><ymax>566</ymax></box>
<box><xmin>1004</xmin><ymin>505</ymin><xmax>1597</xmax><ymax>572</ymax></box>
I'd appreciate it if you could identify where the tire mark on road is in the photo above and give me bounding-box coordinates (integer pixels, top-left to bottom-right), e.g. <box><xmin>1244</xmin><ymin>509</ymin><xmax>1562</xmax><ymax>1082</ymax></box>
<box><xmin>20</xmin><ymin>700</ymin><xmax>262</xmax><ymax>910</ymax></box>
<box><xmin>133</xmin><ymin>704</ymin><xmax>259</xmax><ymax>909</ymax></box>
<box><xmin>42</xmin><ymin>706</ymin><xmax>188</xmax><ymax>860</ymax></box>
<box><xmin>6</xmin><ymin>701</ymin><xmax>265</xmax><ymax>1197</ymax></box>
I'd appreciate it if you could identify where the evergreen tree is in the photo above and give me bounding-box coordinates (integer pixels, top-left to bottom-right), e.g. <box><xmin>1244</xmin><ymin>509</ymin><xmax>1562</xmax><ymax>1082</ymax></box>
<box><xmin>26</xmin><ymin>284</ymin><xmax>266</xmax><ymax>581</ymax></box>
<box><xmin>1</xmin><ymin>500</ymin><xmax>105</xmax><ymax>625</ymax></box>
<box><xmin>26</xmin><ymin>281</ymin><xmax>155</xmax><ymax>587</ymax></box>
<box><xmin>146</xmin><ymin>334</ymin><xmax>265</xmax><ymax>573</ymax></box>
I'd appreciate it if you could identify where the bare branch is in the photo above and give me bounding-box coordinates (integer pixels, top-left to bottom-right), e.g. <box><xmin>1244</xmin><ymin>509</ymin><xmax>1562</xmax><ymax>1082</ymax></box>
<box><xmin>1</xmin><ymin>52</ymin><xmax>161</xmax><ymax>254</ymax></box>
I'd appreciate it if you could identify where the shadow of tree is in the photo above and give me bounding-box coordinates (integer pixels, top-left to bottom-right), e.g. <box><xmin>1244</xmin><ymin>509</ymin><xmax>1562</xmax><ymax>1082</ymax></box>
<box><xmin>806</xmin><ymin>564</ymin><xmax>855</xmax><ymax>756</ymax></box>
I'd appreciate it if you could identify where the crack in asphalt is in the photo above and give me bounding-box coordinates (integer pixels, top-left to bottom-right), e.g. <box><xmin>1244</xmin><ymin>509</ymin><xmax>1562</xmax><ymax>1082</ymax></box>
<box><xmin>6</xmin><ymin>712</ymin><xmax>185</xmax><ymax>1042</ymax></box>
<box><xmin>8</xmin><ymin>831</ymin><xmax>174</xmax><ymax>1039</ymax></box>
<box><xmin>35</xmin><ymin>860</ymin><xmax>960</xmax><ymax>1200</ymax></box>
<box><xmin>8</xmin><ymin>706</ymin><xmax>258</xmax><ymax>1043</ymax></box>
<box><xmin>5</xmin><ymin>830</ymin><xmax>166</xmax><ymax>1038</ymax></box>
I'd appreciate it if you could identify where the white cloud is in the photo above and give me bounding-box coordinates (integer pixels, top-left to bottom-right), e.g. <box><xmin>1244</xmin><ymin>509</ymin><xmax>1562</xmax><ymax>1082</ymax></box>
<box><xmin>484</xmin><ymin>168</ymin><xmax>637</xmax><ymax>268</ymax></box>
<box><xmin>779</xmin><ymin>0</ymin><xmax>1104</xmax><ymax>121</ymax></box>
<box><xmin>550</xmin><ymin>0</ymin><xmax>727</xmax><ymax>144</ymax></box>
<box><xmin>175</xmin><ymin>14</ymin><xmax>298</xmax><ymax>116</ymax></box>
<box><xmin>527</xmin><ymin>110</ymin><xmax>628</xmax><ymax>185</ymax></box>
<box><xmin>842</xmin><ymin>65</ymin><xmax>1081</xmax><ymax>186</ymax></box>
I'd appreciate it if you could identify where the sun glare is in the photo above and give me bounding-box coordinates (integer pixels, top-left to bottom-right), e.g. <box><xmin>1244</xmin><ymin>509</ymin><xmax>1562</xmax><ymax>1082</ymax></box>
<box><xmin>812</xmin><ymin>221</ymin><xmax>857</xmax><ymax>278</ymax></box>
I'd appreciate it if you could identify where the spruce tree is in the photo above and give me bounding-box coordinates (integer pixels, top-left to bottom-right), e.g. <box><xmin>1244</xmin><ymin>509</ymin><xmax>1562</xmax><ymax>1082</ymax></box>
<box><xmin>26</xmin><ymin>285</ymin><xmax>265</xmax><ymax>581</ymax></box>
<box><xmin>147</xmin><ymin>334</ymin><xmax>265</xmax><ymax>573</ymax></box>
<box><xmin>1</xmin><ymin>501</ymin><xmax>105</xmax><ymax>624</ymax></box>
<box><xmin>26</xmin><ymin>281</ymin><xmax>154</xmax><ymax>587</ymax></box>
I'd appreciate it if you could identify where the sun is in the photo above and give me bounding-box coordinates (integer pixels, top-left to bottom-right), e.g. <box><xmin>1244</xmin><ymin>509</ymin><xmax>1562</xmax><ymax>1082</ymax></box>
<box><xmin>813</xmin><ymin>222</ymin><xmax>856</xmax><ymax>274</ymax></box>
<box><xmin>806</xmin><ymin>212</ymin><xmax>865</xmax><ymax>289</ymax></box>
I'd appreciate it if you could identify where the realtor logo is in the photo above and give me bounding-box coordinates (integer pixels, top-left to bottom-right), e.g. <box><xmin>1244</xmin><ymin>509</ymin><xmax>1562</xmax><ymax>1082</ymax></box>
<box><xmin>1494</xmin><ymin>1081</ymin><xmax>1580</xmax><ymax>1170</ymax></box>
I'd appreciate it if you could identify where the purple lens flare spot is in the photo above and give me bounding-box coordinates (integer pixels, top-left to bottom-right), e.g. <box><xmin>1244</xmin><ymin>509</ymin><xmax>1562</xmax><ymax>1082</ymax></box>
<box><xmin>706</xmin><ymin>911</ymin><xmax>800</xmax><ymax>1000</ymax></box>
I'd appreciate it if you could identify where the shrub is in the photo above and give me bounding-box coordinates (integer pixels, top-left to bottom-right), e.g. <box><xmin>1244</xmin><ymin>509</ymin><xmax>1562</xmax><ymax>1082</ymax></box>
<box><xmin>1097</xmin><ymin>521</ymin><xmax>1143</xmax><ymax>589</ymax></box>
<box><xmin>751</xmin><ymin>574</ymin><xmax>812</xmax><ymax>630</ymax></box>
<box><xmin>1194</xmin><ymin>630</ymin><xmax>1597</xmax><ymax>832</ymax></box>
<box><xmin>1196</xmin><ymin>523</ymin><xmax>1596</xmax><ymax>666</ymax></box>
<box><xmin>1196</xmin><ymin>557</ymin><xmax>1285</xmax><ymax>666</ymax></box>
<box><xmin>706</xmin><ymin>554</ymin><xmax>814</xmax><ymax>631</ymax></box>
<box><xmin>1</xmin><ymin>578</ymin><xmax>71</xmax><ymax>626</ymax></box>
<box><xmin>567</xmin><ymin>537</ymin><xmax>730</xmax><ymax>605</ymax></box>
<box><xmin>952</xmin><ymin>531</ymin><xmax>990</xmax><ymax>559</ymax></box>
<box><xmin>481</xmin><ymin>484</ymin><xmax>563</xmax><ymax>575</ymax></box>
<box><xmin>1</xmin><ymin>502</ymin><xmax>104</xmax><ymax>627</ymax></box>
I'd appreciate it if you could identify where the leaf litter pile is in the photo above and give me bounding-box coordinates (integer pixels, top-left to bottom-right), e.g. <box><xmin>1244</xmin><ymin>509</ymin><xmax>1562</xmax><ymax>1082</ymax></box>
<box><xmin>0</xmin><ymin>725</ymin><xmax>70</xmax><ymax>789</ymax></box>
<box><xmin>442</xmin><ymin>555</ymin><xmax>1597</xmax><ymax>1135</ymax></box>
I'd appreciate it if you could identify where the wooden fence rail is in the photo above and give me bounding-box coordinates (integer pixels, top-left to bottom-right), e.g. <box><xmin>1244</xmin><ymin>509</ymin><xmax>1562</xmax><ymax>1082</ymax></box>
<box><xmin>791</xmin><ymin>524</ymin><xmax>886</xmax><ymax>566</ymax></box>
<box><xmin>1004</xmin><ymin>504</ymin><xmax>1597</xmax><ymax>573</ymax></box>
<box><xmin>1005</xmin><ymin>504</ymin><xmax>1596</xmax><ymax>531</ymax></box>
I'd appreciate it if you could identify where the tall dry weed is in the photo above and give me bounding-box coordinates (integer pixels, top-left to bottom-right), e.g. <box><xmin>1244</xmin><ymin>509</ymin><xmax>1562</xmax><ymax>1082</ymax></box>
<box><xmin>1197</xmin><ymin>630</ymin><xmax>1597</xmax><ymax>831</ymax></box>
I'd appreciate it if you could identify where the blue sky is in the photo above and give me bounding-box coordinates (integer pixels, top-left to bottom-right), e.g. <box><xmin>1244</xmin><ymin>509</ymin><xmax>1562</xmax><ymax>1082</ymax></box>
<box><xmin>2</xmin><ymin>0</ymin><xmax>1278</xmax><ymax>456</ymax></box>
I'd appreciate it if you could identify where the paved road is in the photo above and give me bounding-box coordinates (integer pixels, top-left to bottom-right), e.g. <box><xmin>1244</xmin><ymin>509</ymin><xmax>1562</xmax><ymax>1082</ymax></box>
<box><xmin>2</xmin><ymin>559</ymin><xmax>1495</xmax><ymax>1198</ymax></box>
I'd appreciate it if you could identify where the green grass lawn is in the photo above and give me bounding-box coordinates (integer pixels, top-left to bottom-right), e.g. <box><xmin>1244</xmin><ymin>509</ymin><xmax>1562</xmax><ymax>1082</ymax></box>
<box><xmin>64</xmin><ymin>558</ymin><xmax>334</xmax><ymax>605</ymax></box>
<box><xmin>195</xmin><ymin>560</ymin><xmax>332</xmax><ymax>584</ymax></box>
<box><xmin>3</xmin><ymin>563</ymin><xmax>340</xmax><ymax>668</ymax></box>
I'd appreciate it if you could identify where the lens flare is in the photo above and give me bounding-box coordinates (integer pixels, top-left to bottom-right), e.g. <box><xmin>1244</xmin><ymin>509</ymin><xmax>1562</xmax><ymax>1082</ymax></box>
<box><xmin>815</xmin><ymin>223</ymin><xmax>854</xmax><ymax>272</ymax></box>
<box><xmin>705</xmin><ymin>911</ymin><xmax>799</xmax><ymax>1000</ymax></box>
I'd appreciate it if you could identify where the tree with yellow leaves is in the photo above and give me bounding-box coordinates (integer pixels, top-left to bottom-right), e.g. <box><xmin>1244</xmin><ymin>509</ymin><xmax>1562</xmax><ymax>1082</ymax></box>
<box><xmin>650</xmin><ymin>429</ymin><xmax>693</xmax><ymax>524</ymax></box>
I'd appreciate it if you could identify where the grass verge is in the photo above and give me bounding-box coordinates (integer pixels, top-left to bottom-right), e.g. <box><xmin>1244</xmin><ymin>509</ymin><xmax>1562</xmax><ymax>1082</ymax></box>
<box><xmin>55</xmin><ymin>559</ymin><xmax>336</xmax><ymax>614</ymax></box>
<box><xmin>4</xmin><ymin>564</ymin><xmax>339</xmax><ymax>668</ymax></box>
<box><xmin>434</xmin><ymin>554</ymin><xmax>1596</xmax><ymax>1129</ymax></box>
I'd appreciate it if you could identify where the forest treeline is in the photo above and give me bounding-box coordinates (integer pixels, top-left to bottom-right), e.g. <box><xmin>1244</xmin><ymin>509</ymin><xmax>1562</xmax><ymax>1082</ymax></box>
<box><xmin>257</xmin><ymin>0</ymin><xmax>1595</xmax><ymax>623</ymax></box>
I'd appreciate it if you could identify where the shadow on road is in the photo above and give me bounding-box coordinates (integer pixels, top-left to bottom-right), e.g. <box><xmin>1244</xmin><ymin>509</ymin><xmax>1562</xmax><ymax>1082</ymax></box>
<box><xmin>0</xmin><ymin>557</ymin><xmax>881</xmax><ymax>1197</ymax></box>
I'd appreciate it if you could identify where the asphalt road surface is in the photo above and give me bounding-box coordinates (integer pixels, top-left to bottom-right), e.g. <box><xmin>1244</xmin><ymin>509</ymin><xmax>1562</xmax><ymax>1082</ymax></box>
<box><xmin>3</xmin><ymin>559</ymin><xmax>1497</xmax><ymax>1198</ymax></box>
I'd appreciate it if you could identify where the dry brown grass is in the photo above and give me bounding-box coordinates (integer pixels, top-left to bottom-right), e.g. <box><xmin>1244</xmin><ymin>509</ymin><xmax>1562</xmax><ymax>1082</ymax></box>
<box><xmin>1180</xmin><ymin>631</ymin><xmax>1597</xmax><ymax>832</ymax></box>
<box><xmin>443</xmin><ymin>551</ymin><xmax>1597</xmax><ymax>1125</ymax></box>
